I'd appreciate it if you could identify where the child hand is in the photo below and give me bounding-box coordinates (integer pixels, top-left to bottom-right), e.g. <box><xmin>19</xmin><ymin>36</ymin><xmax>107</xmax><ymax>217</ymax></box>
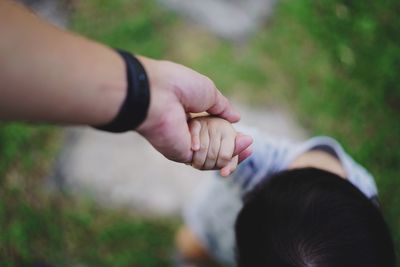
<box><xmin>188</xmin><ymin>116</ymin><xmax>239</xmax><ymax>177</ymax></box>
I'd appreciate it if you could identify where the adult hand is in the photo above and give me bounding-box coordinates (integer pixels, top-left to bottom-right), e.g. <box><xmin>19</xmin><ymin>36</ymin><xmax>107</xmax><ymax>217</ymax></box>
<box><xmin>0</xmin><ymin>1</ymin><xmax>252</xmax><ymax>166</ymax></box>
<box><xmin>136</xmin><ymin>56</ymin><xmax>253</xmax><ymax>163</ymax></box>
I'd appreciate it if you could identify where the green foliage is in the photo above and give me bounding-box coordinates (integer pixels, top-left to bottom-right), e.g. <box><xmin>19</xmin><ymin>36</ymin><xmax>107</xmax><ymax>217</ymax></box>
<box><xmin>192</xmin><ymin>43</ymin><xmax>269</xmax><ymax>95</ymax></box>
<box><xmin>0</xmin><ymin>186</ymin><xmax>176</xmax><ymax>267</ymax></box>
<box><xmin>0</xmin><ymin>123</ymin><xmax>65</xmax><ymax>265</ymax></box>
<box><xmin>87</xmin><ymin>217</ymin><xmax>174</xmax><ymax>267</ymax></box>
<box><xmin>256</xmin><ymin>0</ymin><xmax>400</xmax><ymax>251</ymax></box>
<box><xmin>0</xmin><ymin>192</ymin><xmax>64</xmax><ymax>265</ymax></box>
<box><xmin>0</xmin><ymin>1</ymin><xmax>178</xmax><ymax>265</ymax></box>
<box><xmin>71</xmin><ymin>0</ymin><xmax>176</xmax><ymax>58</ymax></box>
<box><xmin>67</xmin><ymin>0</ymin><xmax>400</xmax><ymax>262</ymax></box>
<box><xmin>294</xmin><ymin>1</ymin><xmax>400</xmax><ymax>95</ymax></box>
<box><xmin>0</xmin><ymin>124</ymin><xmax>34</xmax><ymax>175</ymax></box>
<box><xmin>1</xmin><ymin>0</ymin><xmax>398</xmax><ymax>265</ymax></box>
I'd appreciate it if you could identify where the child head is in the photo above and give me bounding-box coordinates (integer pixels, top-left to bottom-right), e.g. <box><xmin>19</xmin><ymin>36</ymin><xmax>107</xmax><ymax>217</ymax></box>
<box><xmin>235</xmin><ymin>168</ymin><xmax>396</xmax><ymax>267</ymax></box>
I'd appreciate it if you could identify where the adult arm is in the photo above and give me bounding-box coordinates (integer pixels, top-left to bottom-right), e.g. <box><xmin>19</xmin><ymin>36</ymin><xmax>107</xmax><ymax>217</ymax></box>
<box><xmin>0</xmin><ymin>0</ymin><xmax>126</xmax><ymax>125</ymax></box>
<box><xmin>0</xmin><ymin>0</ymin><xmax>252</xmax><ymax>163</ymax></box>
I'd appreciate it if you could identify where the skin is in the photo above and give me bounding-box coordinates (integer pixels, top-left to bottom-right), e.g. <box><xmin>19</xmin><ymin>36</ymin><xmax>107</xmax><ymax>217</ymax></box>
<box><xmin>0</xmin><ymin>0</ymin><xmax>253</xmax><ymax>164</ymax></box>
<box><xmin>177</xmin><ymin>116</ymin><xmax>347</xmax><ymax>264</ymax></box>
<box><xmin>188</xmin><ymin>116</ymin><xmax>252</xmax><ymax>176</ymax></box>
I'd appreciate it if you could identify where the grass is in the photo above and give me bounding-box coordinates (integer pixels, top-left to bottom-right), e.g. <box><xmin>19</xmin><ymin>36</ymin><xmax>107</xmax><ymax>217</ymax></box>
<box><xmin>1</xmin><ymin>0</ymin><xmax>399</xmax><ymax>265</ymax></box>
<box><xmin>0</xmin><ymin>1</ymin><xmax>178</xmax><ymax>266</ymax></box>
<box><xmin>258</xmin><ymin>2</ymin><xmax>400</xmax><ymax>251</ymax></box>
<box><xmin>163</xmin><ymin>0</ymin><xmax>400</xmax><ymax>254</ymax></box>
<box><xmin>70</xmin><ymin>0</ymin><xmax>175</xmax><ymax>58</ymax></box>
<box><xmin>0</xmin><ymin>123</ymin><xmax>177</xmax><ymax>266</ymax></box>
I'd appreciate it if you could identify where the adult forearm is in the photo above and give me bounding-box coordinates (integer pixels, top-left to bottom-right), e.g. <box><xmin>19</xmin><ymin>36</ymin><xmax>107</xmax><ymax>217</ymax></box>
<box><xmin>0</xmin><ymin>2</ymin><xmax>252</xmax><ymax>163</ymax></box>
<box><xmin>0</xmin><ymin>0</ymin><xmax>126</xmax><ymax>125</ymax></box>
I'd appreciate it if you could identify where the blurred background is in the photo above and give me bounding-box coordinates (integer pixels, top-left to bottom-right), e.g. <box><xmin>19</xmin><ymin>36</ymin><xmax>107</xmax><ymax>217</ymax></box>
<box><xmin>1</xmin><ymin>0</ymin><xmax>399</xmax><ymax>266</ymax></box>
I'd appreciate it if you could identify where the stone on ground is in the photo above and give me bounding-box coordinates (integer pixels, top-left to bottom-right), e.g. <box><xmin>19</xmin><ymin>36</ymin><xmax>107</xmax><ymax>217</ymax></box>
<box><xmin>158</xmin><ymin>0</ymin><xmax>276</xmax><ymax>41</ymax></box>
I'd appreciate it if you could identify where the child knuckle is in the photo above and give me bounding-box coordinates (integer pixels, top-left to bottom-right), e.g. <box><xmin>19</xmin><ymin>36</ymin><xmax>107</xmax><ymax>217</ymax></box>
<box><xmin>208</xmin><ymin>153</ymin><xmax>217</xmax><ymax>161</ymax></box>
<box><xmin>200</xmin><ymin>143</ymin><xmax>208</xmax><ymax>151</ymax></box>
<box><xmin>220</xmin><ymin>153</ymin><xmax>231</xmax><ymax>162</ymax></box>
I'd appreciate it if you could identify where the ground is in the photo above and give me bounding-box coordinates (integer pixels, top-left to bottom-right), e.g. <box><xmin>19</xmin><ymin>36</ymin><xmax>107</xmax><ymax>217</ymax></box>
<box><xmin>54</xmin><ymin>103</ymin><xmax>306</xmax><ymax>216</ymax></box>
<box><xmin>26</xmin><ymin>0</ymin><xmax>306</xmax><ymax>217</ymax></box>
<box><xmin>3</xmin><ymin>1</ymin><xmax>398</xmax><ymax>266</ymax></box>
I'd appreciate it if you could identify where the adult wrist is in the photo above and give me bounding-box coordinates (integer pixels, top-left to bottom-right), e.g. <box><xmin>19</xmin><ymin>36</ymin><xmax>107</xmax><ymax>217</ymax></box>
<box><xmin>94</xmin><ymin>50</ymin><xmax>150</xmax><ymax>133</ymax></box>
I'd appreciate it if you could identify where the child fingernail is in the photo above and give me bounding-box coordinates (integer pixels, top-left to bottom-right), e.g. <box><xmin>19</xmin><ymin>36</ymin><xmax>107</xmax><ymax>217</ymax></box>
<box><xmin>221</xmin><ymin>167</ymin><xmax>230</xmax><ymax>177</ymax></box>
<box><xmin>193</xmin><ymin>143</ymin><xmax>200</xmax><ymax>151</ymax></box>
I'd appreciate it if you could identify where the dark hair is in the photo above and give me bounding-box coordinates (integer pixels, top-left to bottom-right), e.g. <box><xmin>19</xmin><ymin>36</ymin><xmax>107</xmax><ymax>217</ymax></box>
<box><xmin>235</xmin><ymin>168</ymin><xmax>396</xmax><ymax>267</ymax></box>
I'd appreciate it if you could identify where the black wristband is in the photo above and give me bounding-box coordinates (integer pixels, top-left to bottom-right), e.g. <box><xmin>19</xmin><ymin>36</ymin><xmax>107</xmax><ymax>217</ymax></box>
<box><xmin>95</xmin><ymin>50</ymin><xmax>150</xmax><ymax>133</ymax></box>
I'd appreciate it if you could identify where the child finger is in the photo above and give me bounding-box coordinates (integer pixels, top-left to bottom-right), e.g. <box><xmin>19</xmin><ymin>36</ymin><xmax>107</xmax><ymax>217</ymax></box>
<box><xmin>192</xmin><ymin>123</ymin><xmax>209</xmax><ymax>169</ymax></box>
<box><xmin>230</xmin><ymin>155</ymin><xmax>239</xmax><ymax>173</ymax></box>
<box><xmin>220</xmin><ymin>155</ymin><xmax>239</xmax><ymax>177</ymax></box>
<box><xmin>220</xmin><ymin>165</ymin><xmax>231</xmax><ymax>177</ymax></box>
<box><xmin>203</xmin><ymin>129</ymin><xmax>221</xmax><ymax>170</ymax></box>
<box><xmin>216</xmin><ymin>134</ymin><xmax>235</xmax><ymax>169</ymax></box>
<box><xmin>189</xmin><ymin>120</ymin><xmax>201</xmax><ymax>151</ymax></box>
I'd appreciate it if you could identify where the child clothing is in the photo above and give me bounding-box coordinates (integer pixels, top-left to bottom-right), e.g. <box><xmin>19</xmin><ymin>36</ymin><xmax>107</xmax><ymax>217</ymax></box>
<box><xmin>184</xmin><ymin>127</ymin><xmax>378</xmax><ymax>266</ymax></box>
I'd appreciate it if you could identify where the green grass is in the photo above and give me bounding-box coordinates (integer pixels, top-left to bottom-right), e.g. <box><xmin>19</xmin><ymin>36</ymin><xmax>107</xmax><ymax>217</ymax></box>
<box><xmin>0</xmin><ymin>185</ymin><xmax>176</xmax><ymax>266</ymax></box>
<box><xmin>168</xmin><ymin>1</ymin><xmax>400</xmax><ymax>254</ymax></box>
<box><xmin>257</xmin><ymin>1</ymin><xmax>400</xmax><ymax>252</ymax></box>
<box><xmin>1</xmin><ymin>0</ymin><xmax>399</xmax><ymax>265</ymax></box>
<box><xmin>0</xmin><ymin>123</ymin><xmax>177</xmax><ymax>266</ymax></box>
<box><xmin>70</xmin><ymin>0</ymin><xmax>176</xmax><ymax>58</ymax></box>
<box><xmin>0</xmin><ymin>1</ymin><xmax>178</xmax><ymax>266</ymax></box>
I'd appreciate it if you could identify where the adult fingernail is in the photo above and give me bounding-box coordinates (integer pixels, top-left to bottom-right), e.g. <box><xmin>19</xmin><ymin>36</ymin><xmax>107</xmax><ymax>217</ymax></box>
<box><xmin>231</xmin><ymin>110</ymin><xmax>241</xmax><ymax>121</ymax></box>
<box><xmin>238</xmin><ymin>134</ymin><xmax>253</xmax><ymax>146</ymax></box>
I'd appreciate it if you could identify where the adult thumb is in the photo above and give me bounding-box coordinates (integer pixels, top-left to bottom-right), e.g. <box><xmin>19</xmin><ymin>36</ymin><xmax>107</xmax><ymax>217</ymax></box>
<box><xmin>234</xmin><ymin>133</ymin><xmax>253</xmax><ymax>163</ymax></box>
